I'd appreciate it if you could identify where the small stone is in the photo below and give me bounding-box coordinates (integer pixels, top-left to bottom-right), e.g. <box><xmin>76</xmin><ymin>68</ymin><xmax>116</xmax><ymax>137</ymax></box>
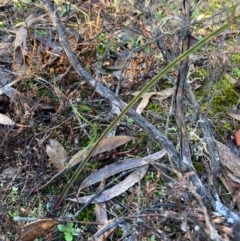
<box><xmin>1</xmin><ymin>167</ymin><xmax>22</xmax><ymax>179</ymax></box>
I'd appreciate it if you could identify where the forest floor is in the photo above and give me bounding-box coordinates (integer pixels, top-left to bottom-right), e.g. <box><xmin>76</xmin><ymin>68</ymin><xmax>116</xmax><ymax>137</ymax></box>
<box><xmin>0</xmin><ymin>0</ymin><xmax>240</xmax><ymax>240</ymax></box>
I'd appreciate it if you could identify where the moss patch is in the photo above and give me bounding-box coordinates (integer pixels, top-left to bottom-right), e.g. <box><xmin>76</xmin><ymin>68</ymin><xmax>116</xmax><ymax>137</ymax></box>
<box><xmin>210</xmin><ymin>77</ymin><xmax>238</xmax><ymax>114</ymax></box>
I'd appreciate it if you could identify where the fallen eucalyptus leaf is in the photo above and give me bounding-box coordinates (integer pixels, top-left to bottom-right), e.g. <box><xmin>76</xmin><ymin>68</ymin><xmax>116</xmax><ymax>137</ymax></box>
<box><xmin>78</xmin><ymin>149</ymin><xmax>166</xmax><ymax>190</ymax></box>
<box><xmin>0</xmin><ymin>113</ymin><xmax>14</xmax><ymax>126</ymax></box>
<box><xmin>21</xmin><ymin>219</ymin><xmax>58</xmax><ymax>241</ymax></box>
<box><xmin>69</xmin><ymin>136</ymin><xmax>135</xmax><ymax>167</ymax></box>
<box><xmin>69</xmin><ymin>165</ymin><xmax>148</xmax><ymax>203</ymax></box>
<box><xmin>46</xmin><ymin>139</ymin><xmax>68</xmax><ymax>171</ymax></box>
<box><xmin>132</xmin><ymin>88</ymin><xmax>174</xmax><ymax>114</ymax></box>
<box><xmin>95</xmin><ymin>203</ymin><xmax>114</xmax><ymax>241</ymax></box>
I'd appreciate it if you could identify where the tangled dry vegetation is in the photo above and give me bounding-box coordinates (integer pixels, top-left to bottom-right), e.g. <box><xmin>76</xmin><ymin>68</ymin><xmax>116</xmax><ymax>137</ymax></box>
<box><xmin>0</xmin><ymin>0</ymin><xmax>240</xmax><ymax>240</ymax></box>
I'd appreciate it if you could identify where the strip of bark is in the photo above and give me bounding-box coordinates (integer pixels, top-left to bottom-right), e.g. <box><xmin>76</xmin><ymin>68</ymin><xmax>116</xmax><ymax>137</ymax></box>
<box><xmin>174</xmin><ymin>28</ymin><xmax>193</xmax><ymax>169</ymax></box>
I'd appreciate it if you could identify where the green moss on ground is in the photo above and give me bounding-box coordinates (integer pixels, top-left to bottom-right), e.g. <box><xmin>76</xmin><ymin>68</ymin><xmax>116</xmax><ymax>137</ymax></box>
<box><xmin>210</xmin><ymin>77</ymin><xmax>238</xmax><ymax>114</ymax></box>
